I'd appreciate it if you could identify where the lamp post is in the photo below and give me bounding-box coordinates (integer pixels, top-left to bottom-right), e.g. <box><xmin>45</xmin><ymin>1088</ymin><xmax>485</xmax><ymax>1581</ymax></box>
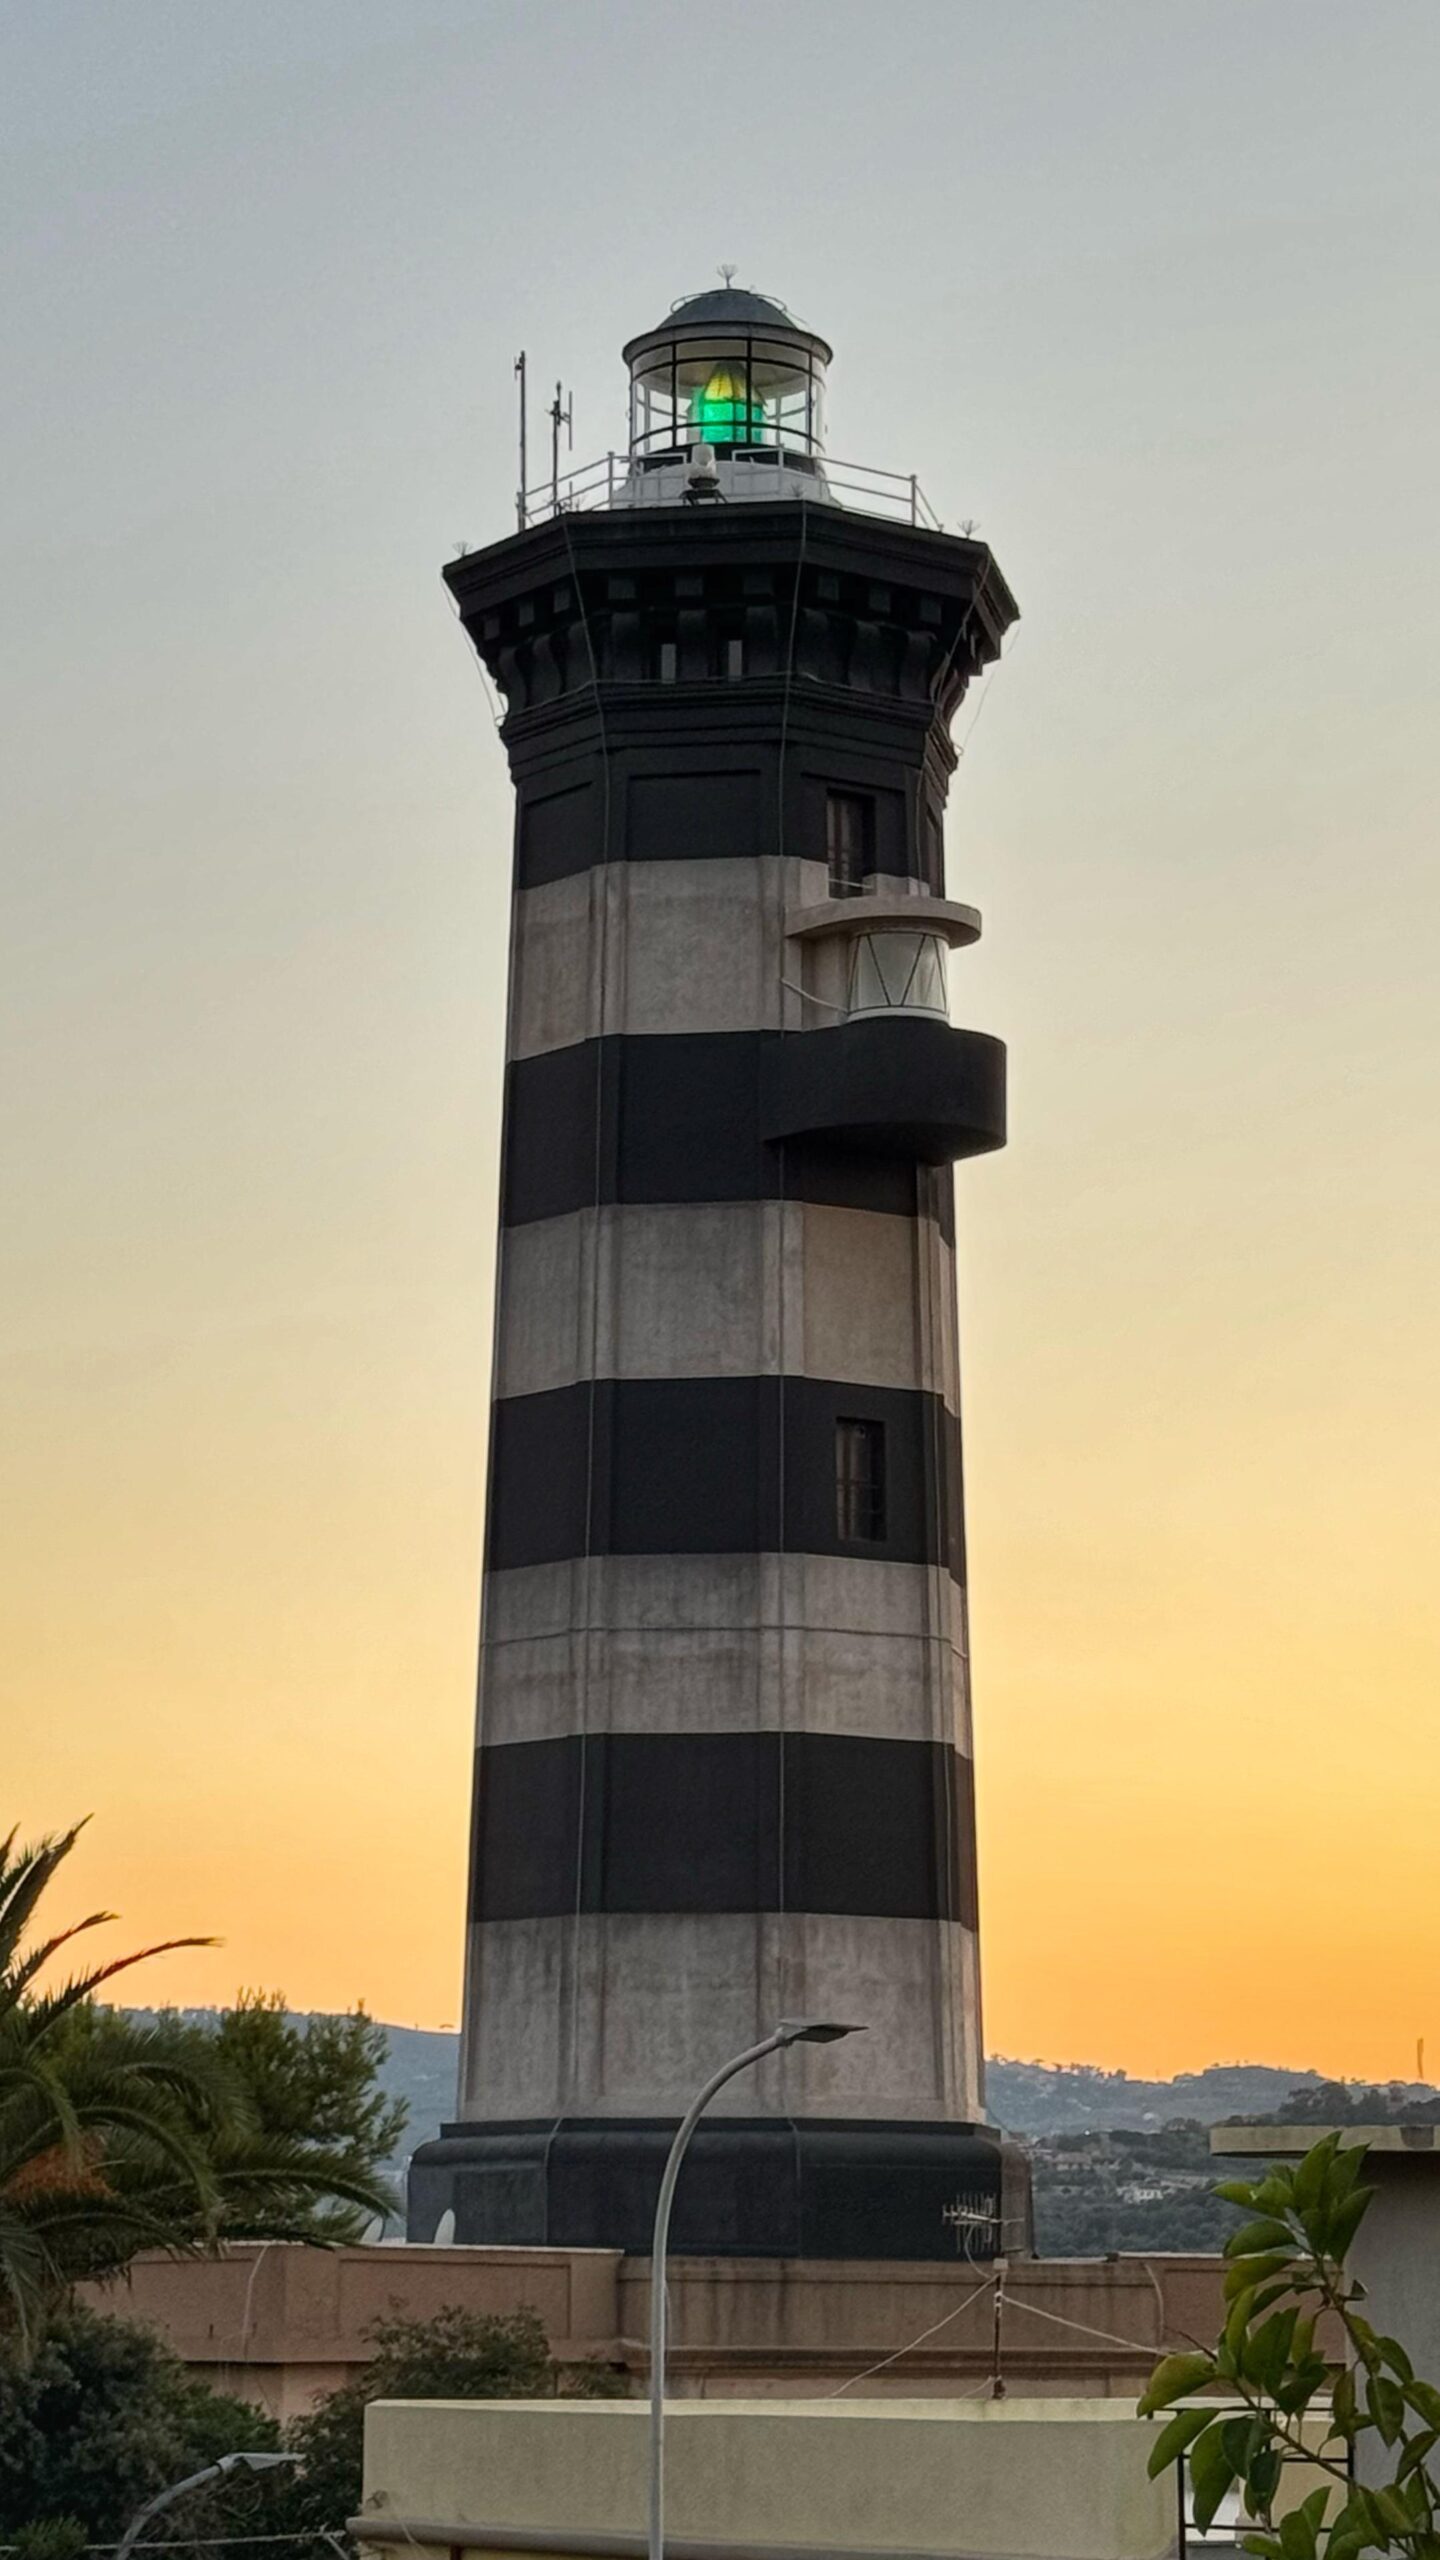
<box><xmin>115</xmin><ymin>2451</ymin><xmax>300</xmax><ymax>2560</ymax></box>
<box><xmin>647</xmin><ymin>2019</ymin><xmax>864</xmax><ymax>2560</ymax></box>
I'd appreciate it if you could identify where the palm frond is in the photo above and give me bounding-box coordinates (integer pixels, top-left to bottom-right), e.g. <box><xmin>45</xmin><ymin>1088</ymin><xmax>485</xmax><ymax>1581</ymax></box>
<box><xmin>0</xmin><ymin>1824</ymin><xmax>96</xmax><ymax>1972</ymax></box>
<box><xmin>19</xmin><ymin>1938</ymin><xmax>219</xmax><ymax>2037</ymax></box>
<box><xmin>4</xmin><ymin>1914</ymin><xmax>129</xmax><ymax>2005</ymax></box>
<box><xmin>71</xmin><ymin>2097</ymin><xmax>218</xmax><ymax>2203</ymax></box>
<box><xmin>0</xmin><ymin>2194</ymin><xmax>51</xmax><ymax>2350</ymax></box>
<box><xmin>0</xmin><ymin>2047</ymin><xmax>86</xmax><ymax>2166</ymax></box>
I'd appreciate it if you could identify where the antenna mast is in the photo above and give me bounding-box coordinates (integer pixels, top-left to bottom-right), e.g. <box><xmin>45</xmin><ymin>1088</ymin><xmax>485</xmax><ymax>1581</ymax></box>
<box><xmin>550</xmin><ymin>379</ymin><xmax>574</xmax><ymax>517</ymax></box>
<box><xmin>515</xmin><ymin>352</ymin><xmax>528</xmax><ymax>531</ymax></box>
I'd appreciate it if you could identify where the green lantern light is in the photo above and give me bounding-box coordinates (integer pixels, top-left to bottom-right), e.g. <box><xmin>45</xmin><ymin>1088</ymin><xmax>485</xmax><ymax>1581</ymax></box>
<box><xmin>689</xmin><ymin>367</ymin><xmax>768</xmax><ymax>443</ymax></box>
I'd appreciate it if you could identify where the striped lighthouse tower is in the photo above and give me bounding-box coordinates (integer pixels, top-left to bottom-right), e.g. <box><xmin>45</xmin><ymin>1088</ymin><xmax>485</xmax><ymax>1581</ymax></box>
<box><xmin>409</xmin><ymin>288</ymin><xmax>1027</xmax><ymax>2260</ymax></box>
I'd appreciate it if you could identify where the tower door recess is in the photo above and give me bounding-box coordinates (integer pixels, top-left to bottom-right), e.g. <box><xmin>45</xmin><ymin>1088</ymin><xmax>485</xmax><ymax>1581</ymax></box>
<box><xmin>826</xmin><ymin>789</ymin><xmax>872</xmax><ymax>896</ymax></box>
<box><xmin>836</xmin><ymin>1416</ymin><xmax>887</xmax><ymax>1541</ymax></box>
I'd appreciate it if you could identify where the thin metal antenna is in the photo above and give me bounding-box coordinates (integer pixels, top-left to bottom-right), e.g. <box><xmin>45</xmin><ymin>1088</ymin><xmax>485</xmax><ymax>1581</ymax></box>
<box><xmin>515</xmin><ymin>352</ymin><xmax>528</xmax><ymax>530</ymax></box>
<box><xmin>549</xmin><ymin>379</ymin><xmax>573</xmax><ymax>516</ymax></box>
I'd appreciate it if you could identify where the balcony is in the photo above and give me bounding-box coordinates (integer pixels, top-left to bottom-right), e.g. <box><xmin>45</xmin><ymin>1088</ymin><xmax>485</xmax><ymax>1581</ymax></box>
<box><xmin>766</xmin><ymin>890</ymin><xmax>1003</xmax><ymax>1165</ymax></box>
<box><xmin>762</xmin><ymin>1014</ymin><xmax>1006</xmax><ymax>1165</ymax></box>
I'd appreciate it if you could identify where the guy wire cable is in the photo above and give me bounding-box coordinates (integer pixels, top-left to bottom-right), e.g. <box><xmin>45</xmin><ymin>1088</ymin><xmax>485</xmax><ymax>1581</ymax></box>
<box><xmin>446</xmin><ymin>572</ymin><xmax>519</xmax><ymax>2157</ymax></box>
<box><xmin>557</xmin><ymin>494</ymin><xmax>616</xmax><ymax>2128</ymax></box>
<box><xmin>771</xmin><ymin>481</ymin><xmax>810</xmax><ymax>2138</ymax></box>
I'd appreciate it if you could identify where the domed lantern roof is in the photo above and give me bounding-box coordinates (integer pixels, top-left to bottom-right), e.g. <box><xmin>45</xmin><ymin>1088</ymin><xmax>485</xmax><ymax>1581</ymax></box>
<box><xmin>623</xmin><ymin>282</ymin><xmax>831</xmax><ymax>466</ymax></box>
<box><xmin>624</xmin><ymin>285</ymin><xmax>832</xmax><ymax>352</ymax></box>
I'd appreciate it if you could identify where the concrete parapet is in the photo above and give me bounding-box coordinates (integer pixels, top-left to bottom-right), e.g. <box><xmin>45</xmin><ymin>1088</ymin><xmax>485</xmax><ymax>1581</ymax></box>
<box><xmin>355</xmin><ymin>2397</ymin><xmax>1179</xmax><ymax>2560</ymax></box>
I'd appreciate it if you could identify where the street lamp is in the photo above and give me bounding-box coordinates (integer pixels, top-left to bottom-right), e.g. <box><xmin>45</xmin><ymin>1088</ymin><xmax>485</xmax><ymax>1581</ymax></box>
<box><xmin>115</xmin><ymin>2451</ymin><xmax>300</xmax><ymax>2560</ymax></box>
<box><xmin>647</xmin><ymin>2019</ymin><xmax>864</xmax><ymax>2560</ymax></box>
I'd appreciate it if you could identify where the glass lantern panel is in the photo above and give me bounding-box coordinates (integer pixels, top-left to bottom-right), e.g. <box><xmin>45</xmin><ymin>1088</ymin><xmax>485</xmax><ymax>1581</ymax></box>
<box><xmin>848</xmin><ymin>935</ymin><xmax>891</xmax><ymax>1014</ymax></box>
<box><xmin>629</xmin><ymin>332</ymin><xmax>826</xmax><ymax>459</ymax></box>
<box><xmin>908</xmin><ymin>936</ymin><xmax>949</xmax><ymax>1014</ymax></box>
<box><xmin>847</xmin><ymin>932</ymin><xmax>949</xmax><ymax>1019</ymax></box>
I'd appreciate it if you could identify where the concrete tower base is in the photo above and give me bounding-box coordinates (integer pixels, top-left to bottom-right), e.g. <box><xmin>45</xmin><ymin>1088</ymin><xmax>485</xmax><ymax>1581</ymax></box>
<box><xmin>407</xmin><ymin>2118</ymin><xmax>1031</xmax><ymax>2260</ymax></box>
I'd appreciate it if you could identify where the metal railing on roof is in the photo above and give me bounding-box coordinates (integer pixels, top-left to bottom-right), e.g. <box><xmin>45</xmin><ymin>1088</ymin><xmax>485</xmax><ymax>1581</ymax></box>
<box><xmin>515</xmin><ymin>449</ymin><xmax>947</xmax><ymax>534</ymax></box>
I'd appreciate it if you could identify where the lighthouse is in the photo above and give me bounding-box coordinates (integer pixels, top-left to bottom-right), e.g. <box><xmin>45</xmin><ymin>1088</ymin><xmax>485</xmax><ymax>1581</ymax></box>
<box><xmin>409</xmin><ymin>287</ymin><xmax>1025</xmax><ymax>2259</ymax></box>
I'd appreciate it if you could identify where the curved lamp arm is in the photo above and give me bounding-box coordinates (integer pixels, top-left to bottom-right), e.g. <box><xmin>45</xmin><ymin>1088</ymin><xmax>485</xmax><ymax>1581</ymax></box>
<box><xmin>648</xmin><ymin>2018</ymin><xmax>863</xmax><ymax>2560</ymax></box>
<box><xmin>116</xmin><ymin>2451</ymin><xmax>299</xmax><ymax>2560</ymax></box>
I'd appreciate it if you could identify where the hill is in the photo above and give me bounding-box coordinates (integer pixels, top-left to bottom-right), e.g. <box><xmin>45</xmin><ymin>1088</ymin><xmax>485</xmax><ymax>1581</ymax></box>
<box><xmin>984</xmin><ymin>2056</ymin><xmax>1330</xmax><ymax>2135</ymax></box>
<box><xmin>120</xmin><ymin>2015</ymin><xmax>1440</xmax><ymax>2254</ymax></box>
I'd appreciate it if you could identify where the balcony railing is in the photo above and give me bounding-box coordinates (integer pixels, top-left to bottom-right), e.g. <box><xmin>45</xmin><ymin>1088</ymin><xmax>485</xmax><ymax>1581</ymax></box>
<box><xmin>515</xmin><ymin>447</ymin><xmax>946</xmax><ymax>533</ymax></box>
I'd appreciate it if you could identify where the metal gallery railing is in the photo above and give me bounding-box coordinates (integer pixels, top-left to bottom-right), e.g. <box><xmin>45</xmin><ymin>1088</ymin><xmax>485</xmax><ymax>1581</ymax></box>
<box><xmin>515</xmin><ymin>449</ymin><xmax>946</xmax><ymax>534</ymax></box>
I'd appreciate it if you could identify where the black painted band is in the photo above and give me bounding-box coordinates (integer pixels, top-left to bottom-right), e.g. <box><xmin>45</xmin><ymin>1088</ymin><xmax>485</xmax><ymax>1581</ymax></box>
<box><xmin>408</xmin><ymin>2113</ymin><xmax>1010</xmax><ymax>2257</ymax></box>
<box><xmin>516</xmin><ymin>760</ymin><xmax>918</xmax><ymax>892</ymax></box>
<box><xmin>484</xmin><ymin>1375</ymin><xmax>964</xmax><ymax>1578</ymax></box>
<box><xmin>500</xmin><ymin>1031</ymin><xmax>957</xmax><ymax>1233</ymax></box>
<box><xmin>467</xmin><ymin>1731</ymin><xmax>978</xmax><ymax>1928</ymax></box>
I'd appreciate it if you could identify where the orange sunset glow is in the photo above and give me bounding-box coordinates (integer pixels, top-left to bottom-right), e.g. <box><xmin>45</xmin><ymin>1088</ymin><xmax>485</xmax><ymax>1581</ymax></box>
<box><xmin>5</xmin><ymin>3</ymin><xmax>1438</xmax><ymax>2087</ymax></box>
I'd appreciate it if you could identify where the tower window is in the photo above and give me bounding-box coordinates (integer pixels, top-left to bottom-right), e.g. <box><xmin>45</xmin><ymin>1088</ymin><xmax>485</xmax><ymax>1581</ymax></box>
<box><xmin>709</xmin><ymin>622</ymin><xmax>746</xmax><ymax>680</ymax></box>
<box><xmin>826</xmin><ymin>790</ymin><xmax>873</xmax><ymax>897</ymax></box>
<box><xmin>923</xmin><ymin>805</ymin><xmax>945</xmax><ymax>892</ymax></box>
<box><xmin>655</xmin><ymin>637</ymin><xmax>678</xmax><ymax>683</ymax></box>
<box><xmin>835</xmin><ymin>1417</ymin><xmax>886</xmax><ymax>1543</ymax></box>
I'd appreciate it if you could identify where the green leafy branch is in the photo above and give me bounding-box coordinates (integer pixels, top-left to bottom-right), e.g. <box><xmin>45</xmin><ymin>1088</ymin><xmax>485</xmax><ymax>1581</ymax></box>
<box><xmin>1139</xmin><ymin>2132</ymin><xmax>1440</xmax><ymax>2559</ymax></box>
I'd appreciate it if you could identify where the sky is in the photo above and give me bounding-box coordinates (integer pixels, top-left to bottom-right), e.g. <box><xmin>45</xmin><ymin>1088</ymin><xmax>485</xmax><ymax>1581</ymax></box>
<box><xmin>3</xmin><ymin>0</ymin><xmax>1438</xmax><ymax>2084</ymax></box>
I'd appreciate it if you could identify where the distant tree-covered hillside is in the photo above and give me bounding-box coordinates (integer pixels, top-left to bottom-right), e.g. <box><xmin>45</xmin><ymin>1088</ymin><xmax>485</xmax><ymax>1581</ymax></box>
<box><xmin>117</xmin><ymin>2015</ymin><xmax>1440</xmax><ymax>2256</ymax></box>
<box><xmin>984</xmin><ymin>2057</ymin><xmax>1334</xmax><ymax>2134</ymax></box>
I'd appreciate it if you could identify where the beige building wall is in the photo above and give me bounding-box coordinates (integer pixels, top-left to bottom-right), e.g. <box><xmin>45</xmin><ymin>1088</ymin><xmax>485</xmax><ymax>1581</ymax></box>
<box><xmin>357</xmin><ymin>2397</ymin><xmax>1179</xmax><ymax>2560</ymax></box>
<box><xmin>84</xmin><ymin>2242</ymin><xmax>1246</xmax><ymax>2426</ymax></box>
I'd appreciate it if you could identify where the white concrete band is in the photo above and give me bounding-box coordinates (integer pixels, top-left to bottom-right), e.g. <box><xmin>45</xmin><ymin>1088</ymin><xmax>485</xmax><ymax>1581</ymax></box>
<box><xmin>459</xmin><ymin>1909</ymin><xmax>983</xmax><ymax>2124</ymax></box>
<box><xmin>476</xmin><ymin>1554</ymin><xmax>973</xmax><ymax>1753</ymax></box>
<box><xmin>493</xmin><ymin>1202</ymin><xmax>959</xmax><ymax>1409</ymax></box>
<box><xmin>506</xmin><ymin>857</ymin><xmax>832</xmax><ymax>1060</ymax></box>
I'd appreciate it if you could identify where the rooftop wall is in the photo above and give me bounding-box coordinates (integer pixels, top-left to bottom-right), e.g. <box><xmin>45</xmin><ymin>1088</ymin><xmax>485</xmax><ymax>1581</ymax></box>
<box><xmin>357</xmin><ymin>2398</ymin><xmax>1179</xmax><ymax>2560</ymax></box>
<box><xmin>84</xmin><ymin>2245</ymin><xmax>1242</xmax><ymax>2421</ymax></box>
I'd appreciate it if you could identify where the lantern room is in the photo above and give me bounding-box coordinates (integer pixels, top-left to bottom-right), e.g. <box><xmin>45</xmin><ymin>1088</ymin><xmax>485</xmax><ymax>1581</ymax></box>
<box><xmin>620</xmin><ymin>285</ymin><xmax>831</xmax><ymax>506</ymax></box>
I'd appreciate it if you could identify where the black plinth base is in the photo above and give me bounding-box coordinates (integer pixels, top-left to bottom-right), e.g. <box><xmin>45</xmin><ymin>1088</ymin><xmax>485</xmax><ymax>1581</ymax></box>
<box><xmin>407</xmin><ymin>2116</ymin><xmax>1029</xmax><ymax>2260</ymax></box>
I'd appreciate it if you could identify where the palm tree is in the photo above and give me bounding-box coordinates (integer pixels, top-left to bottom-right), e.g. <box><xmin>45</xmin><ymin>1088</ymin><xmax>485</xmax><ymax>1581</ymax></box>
<box><xmin>0</xmin><ymin>1824</ymin><xmax>392</xmax><ymax>2354</ymax></box>
<box><xmin>0</xmin><ymin>1823</ymin><xmax>220</xmax><ymax>2342</ymax></box>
